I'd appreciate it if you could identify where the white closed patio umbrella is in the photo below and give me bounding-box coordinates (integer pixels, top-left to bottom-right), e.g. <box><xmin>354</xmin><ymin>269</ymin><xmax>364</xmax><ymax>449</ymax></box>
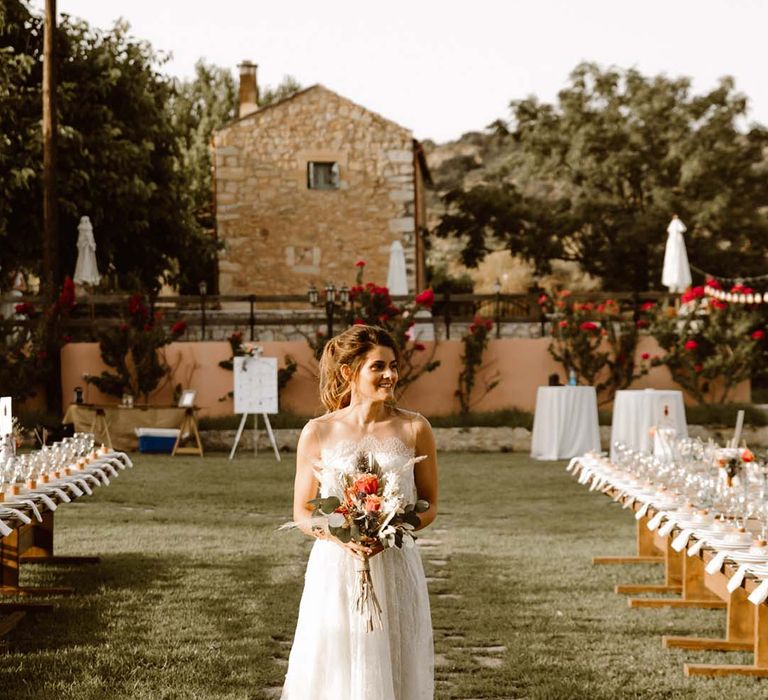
<box><xmin>73</xmin><ymin>216</ymin><xmax>101</xmax><ymax>286</ymax></box>
<box><xmin>386</xmin><ymin>240</ymin><xmax>408</xmax><ymax>295</ymax></box>
<box><xmin>662</xmin><ymin>214</ymin><xmax>692</xmax><ymax>293</ymax></box>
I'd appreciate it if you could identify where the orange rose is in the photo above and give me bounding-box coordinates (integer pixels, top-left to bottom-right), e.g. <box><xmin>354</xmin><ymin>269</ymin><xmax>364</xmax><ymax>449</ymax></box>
<box><xmin>364</xmin><ymin>495</ymin><xmax>382</xmax><ymax>512</ymax></box>
<box><xmin>741</xmin><ymin>449</ymin><xmax>755</xmax><ymax>463</ymax></box>
<box><xmin>354</xmin><ymin>474</ymin><xmax>379</xmax><ymax>495</ymax></box>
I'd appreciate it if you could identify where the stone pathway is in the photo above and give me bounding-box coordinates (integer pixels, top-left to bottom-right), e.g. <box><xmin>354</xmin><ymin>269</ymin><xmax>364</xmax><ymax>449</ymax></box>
<box><xmin>424</xmin><ymin>527</ymin><xmax>513</xmax><ymax>698</ymax></box>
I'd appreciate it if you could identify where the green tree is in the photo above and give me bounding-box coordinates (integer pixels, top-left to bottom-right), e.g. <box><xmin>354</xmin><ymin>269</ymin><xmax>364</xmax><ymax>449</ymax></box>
<box><xmin>259</xmin><ymin>74</ymin><xmax>302</xmax><ymax>107</ymax></box>
<box><xmin>0</xmin><ymin>1</ymin><xmax>216</xmax><ymax>294</ymax></box>
<box><xmin>436</xmin><ymin>63</ymin><xmax>768</xmax><ymax>291</ymax></box>
<box><xmin>170</xmin><ymin>60</ymin><xmax>237</xmax><ymax>234</ymax></box>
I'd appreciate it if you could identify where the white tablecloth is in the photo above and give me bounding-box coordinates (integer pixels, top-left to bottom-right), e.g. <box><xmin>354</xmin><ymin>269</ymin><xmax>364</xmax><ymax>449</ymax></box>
<box><xmin>531</xmin><ymin>386</ymin><xmax>601</xmax><ymax>460</ymax></box>
<box><xmin>610</xmin><ymin>389</ymin><xmax>688</xmax><ymax>460</ymax></box>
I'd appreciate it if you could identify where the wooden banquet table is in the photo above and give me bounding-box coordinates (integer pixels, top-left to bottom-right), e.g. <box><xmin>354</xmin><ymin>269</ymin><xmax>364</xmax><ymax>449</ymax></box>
<box><xmin>0</xmin><ymin>449</ymin><xmax>132</xmax><ymax>636</ymax></box>
<box><xmin>63</xmin><ymin>404</ymin><xmax>186</xmax><ymax>452</ymax></box>
<box><xmin>609</xmin><ymin>389</ymin><xmax>687</xmax><ymax>460</ymax></box>
<box><xmin>572</xmin><ymin>454</ymin><xmax>768</xmax><ymax>678</ymax></box>
<box><xmin>530</xmin><ymin>386</ymin><xmax>601</xmax><ymax>460</ymax></box>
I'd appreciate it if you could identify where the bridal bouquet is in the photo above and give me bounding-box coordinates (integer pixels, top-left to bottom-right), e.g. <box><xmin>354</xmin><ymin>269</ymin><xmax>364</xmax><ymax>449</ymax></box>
<box><xmin>309</xmin><ymin>452</ymin><xmax>429</xmax><ymax>632</ymax></box>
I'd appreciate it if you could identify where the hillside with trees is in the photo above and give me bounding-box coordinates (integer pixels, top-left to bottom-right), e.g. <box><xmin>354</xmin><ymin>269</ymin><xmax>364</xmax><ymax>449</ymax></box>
<box><xmin>425</xmin><ymin>63</ymin><xmax>768</xmax><ymax>293</ymax></box>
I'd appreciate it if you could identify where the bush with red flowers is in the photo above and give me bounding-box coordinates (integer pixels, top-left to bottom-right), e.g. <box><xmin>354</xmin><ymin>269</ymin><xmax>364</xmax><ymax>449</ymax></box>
<box><xmin>0</xmin><ymin>278</ymin><xmax>77</xmax><ymax>403</ymax></box>
<box><xmin>540</xmin><ymin>291</ymin><xmax>651</xmax><ymax>403</ymax></box>
<box><xmin>648</xmin><ymin>281</ymin><xmax>768</xmax><ymax>403</ymax></box>
<box><xmin>455</xmin><ymin>316</ymin><xmax>499</xmax><ymax>414</ymax></box>
<box><xmin>307</xmin><ymin>262</ymin><xmax>440</xmax><ymax>396</ymax></box>
<box><xmin>85</xmin><ymin>293</ymin><xmax>188</xmax><ymax>403</ymax></box>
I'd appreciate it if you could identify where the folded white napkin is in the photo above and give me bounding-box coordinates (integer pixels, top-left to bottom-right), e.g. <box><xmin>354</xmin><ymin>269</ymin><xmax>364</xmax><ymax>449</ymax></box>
<box><xmin>65</xmin><ymin>482</ymin><xmax>83</xmax><ymax>497</ymax></box>
<box><xmin>0</xmin><ymin>519</ymin><xmax>12</xmax><ymax>537</ymax></box>
<box><xmin>658</xmin><ymin>518</ymin><xmax>676</xmax><ymax>537</ymax></box>
<box><xmin>565</xmin><ymin>457</ymin><xmax>580</xmax><ymax>473</ymax></box>
<box><xmin>647</xmin><ymin>511</ymin><xmax>666</xmax><ymax>531</ymax></box>
<box><xmin>19</xmin><ymin>499</ymin><xmax>42</xmax><ymax>522</ymax></box>
<box><xmin>672</xmin><ymin>528</ymin><xmax>694</xmax><ymax>552</ymax></box>
<box><xmin>635</xmin><ymin>502</ymin><xmax>651</xmax><ymax>520</ymax></box>
<box><xmin>748</xmin><ymin>578</ymin><xmax>768</xmax><ymax>605</ymax></box>
<box><xmin>52</xmin><ymin>487</ymin><xmax>71</xmax><ymax>503</ymax></box>
<box><xmin>687</xmin><ymin>538</ymin><xmax>706</xmax><ymax>557</ymax></box>
<box><xmin>74</xmin><ymin>478</ymin><xmax>92</xmax><ymax>496</ymax></box>
<box><xmin>706</xmin><ymin>550</ymin><xmax>728</xmax><ymax>575</ymax></box>
<box><xmin>727</xmin><ymin>565</ymin><xmax>749</xmax><ymax>593</ymax></box>
<box><xmin>37</xmin><ymin>493</ymin><xmax>57</xmax><ymax>511</ymax></box>
<box><xmin>0</xmin><ymin>507</ymin><xmax>31</xmax><ymax>525</ymax></box>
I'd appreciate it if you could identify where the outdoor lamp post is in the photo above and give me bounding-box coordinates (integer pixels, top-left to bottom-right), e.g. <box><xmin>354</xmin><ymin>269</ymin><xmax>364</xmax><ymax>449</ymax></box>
<box><xmin>325</xmin><ymin>283</ymin><xmax>336</xmax><ymax>338</ymax></box>
<box><xmin>199</xmin><ymin>280</ymin><xmax>208</xmax><ymax>340</ymax></box>
<box><xmin>493</xmin><ymin>278</ymin><xmax>502</xmax><ymax>339</ymax></box>
<box><xmin>307</xmin><ymin>283</ymin><xmax>319</xmax><ymax>306</ymax></box>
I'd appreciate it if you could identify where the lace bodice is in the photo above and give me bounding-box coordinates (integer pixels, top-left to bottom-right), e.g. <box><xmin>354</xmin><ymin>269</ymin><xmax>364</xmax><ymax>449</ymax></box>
<box><xmin>318</xmin><ymin>435</ymin><xmax>418</xmax><ymax>503</ymax></box>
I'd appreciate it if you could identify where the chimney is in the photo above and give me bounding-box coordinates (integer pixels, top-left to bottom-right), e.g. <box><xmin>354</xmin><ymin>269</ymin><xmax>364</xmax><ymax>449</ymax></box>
<box><xmin>238</xmin><ymin>61</ymin><xmax>259</xmax><ymax>118</ymax></box>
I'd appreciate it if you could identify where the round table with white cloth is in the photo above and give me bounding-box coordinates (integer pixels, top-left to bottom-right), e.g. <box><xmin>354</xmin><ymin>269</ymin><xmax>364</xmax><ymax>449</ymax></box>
<box><xmin>530</xmin><ymin>386</ymin><xmax>601</xmax><ymax>461</ymax></box>
<box><xmin>609</xmin><ymin>389</ymin><xmax>688</xmax><ymax>460</ymax></box>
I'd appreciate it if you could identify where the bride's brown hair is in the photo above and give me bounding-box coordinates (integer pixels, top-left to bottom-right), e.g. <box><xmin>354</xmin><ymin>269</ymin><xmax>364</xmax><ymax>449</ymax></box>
<box><xmin>319</xmin><ymin>324</ymin><xmax>400</xmax><ymax>412</ymax></box>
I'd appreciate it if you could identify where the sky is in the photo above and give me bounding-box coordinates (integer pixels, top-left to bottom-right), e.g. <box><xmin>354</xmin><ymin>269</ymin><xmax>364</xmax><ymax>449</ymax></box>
<box><xmin>32</xmin><ymin>0</ymin><xmax>768</xmax><ymax>143</ymax></box>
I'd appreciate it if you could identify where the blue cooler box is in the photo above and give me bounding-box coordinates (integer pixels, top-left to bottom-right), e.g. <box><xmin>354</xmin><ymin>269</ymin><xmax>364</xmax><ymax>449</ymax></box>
<box><xmin>135</xmin><ymin>428</ymin><xmax>180</xmax><ymax>453</ymax></box>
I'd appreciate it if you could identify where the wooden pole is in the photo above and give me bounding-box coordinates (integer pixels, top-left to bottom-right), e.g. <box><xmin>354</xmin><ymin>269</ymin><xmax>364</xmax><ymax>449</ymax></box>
<box><xmin>42</xmin><ymin>0</ymin><xmax>59</xmax><ymax>295</ymax></box>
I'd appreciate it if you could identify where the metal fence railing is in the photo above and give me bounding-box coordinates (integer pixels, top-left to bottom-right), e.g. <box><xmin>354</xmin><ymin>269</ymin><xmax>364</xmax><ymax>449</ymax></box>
<box><xmin>0</xmin><ymin>290</ymin><xmax>670</xmax><ymax>342</ymax></box>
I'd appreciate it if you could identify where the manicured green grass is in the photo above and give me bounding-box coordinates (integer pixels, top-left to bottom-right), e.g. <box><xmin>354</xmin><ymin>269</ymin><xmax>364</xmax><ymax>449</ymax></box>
<box><xmin>0</xmin><ymin>453</ymin><xmax>763</xmax><ymax>698</ymax></box>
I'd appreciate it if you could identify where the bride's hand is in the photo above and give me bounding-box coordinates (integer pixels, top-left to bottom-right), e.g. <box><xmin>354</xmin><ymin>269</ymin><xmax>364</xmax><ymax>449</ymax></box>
<box><xmin>338</xmin><ymin>539</ymin><xmax>384</xmax><ymax>560</ymax></box>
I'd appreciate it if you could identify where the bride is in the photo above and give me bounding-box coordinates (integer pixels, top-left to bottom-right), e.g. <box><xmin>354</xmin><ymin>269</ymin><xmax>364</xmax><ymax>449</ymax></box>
<box><xmin>281</xmin><ymin>324</ymin><xmax>437</xmax><ymax>699</ymax></box>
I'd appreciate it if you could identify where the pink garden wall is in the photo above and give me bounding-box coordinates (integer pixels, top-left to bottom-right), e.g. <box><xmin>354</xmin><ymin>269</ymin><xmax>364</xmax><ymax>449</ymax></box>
<box><xmin>60</xmin><ymin>337</ymin><xmax>748</xmax><ymax>417</ymax></box>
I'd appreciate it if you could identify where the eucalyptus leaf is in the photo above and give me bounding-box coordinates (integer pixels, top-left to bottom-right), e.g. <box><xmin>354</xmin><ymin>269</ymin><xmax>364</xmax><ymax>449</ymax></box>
<box><xmin>415</xmin><ymin>500</ymin><xmax>430</xmax><ymax>513</ymax></box>
<box><xmin>319</xmin><ymin>496</ymin><xmax>341</xmax><ymax>515</ymax></box>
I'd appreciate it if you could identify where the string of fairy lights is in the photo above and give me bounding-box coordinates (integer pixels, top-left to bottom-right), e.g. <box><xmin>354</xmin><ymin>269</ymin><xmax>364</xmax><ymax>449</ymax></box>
<box><xmin>690</xmin><ymin>265</ymin><xmax>768</xmax><ymax>305</ymax></box>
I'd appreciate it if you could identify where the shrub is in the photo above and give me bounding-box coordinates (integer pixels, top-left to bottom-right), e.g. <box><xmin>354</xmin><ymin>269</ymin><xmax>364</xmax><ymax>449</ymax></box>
<box><xmin>85</xmin><ymin>293</ymin><xmax>186</xmax><ymax>403</ymax></box>
<box><xmin>649</xmin><ymin>281</ymin><xmax>768</xmax><ymax>404</ymax></box>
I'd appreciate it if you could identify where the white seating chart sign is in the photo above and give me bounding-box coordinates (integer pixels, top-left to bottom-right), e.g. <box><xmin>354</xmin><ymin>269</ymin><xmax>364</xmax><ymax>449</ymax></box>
<box><xmin>233</xmin><ymin>356</ymin><xmax>278</xmax><ymax>415</ymax></box>
<box><xmin>0</xmin><ymin>396</ymin><xmax>12</xmax><ymax>436</ymax></box>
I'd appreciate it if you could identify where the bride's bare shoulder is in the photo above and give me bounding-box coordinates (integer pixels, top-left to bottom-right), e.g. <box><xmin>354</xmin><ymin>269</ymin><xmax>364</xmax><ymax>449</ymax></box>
<box><xmin>301</xmin><ymin>409</ymin><xmax>349</xmax><ymax>441</ymax></box>
<box><xmin>394</xmin><ymin>408</ymin><xmax>433</xmax><ymax>437</ymax></box>
<box><xmin>394</xmin><ymin>407</ymin><xmax>430</xmax><ymax>425</ymax></box>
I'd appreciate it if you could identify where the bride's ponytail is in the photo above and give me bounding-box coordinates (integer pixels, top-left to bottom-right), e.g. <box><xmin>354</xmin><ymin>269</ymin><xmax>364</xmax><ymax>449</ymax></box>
<box><xmin>318</xmin><ymin>325</ymin><xmax>399</xmax><ymax>413</ymax></box>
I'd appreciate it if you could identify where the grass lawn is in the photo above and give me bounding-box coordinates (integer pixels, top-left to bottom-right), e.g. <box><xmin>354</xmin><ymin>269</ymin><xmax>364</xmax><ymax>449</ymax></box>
<box><xmin>0</xmin><ymin>452</ymin><xmax>764</xmax><ymax>699</ymax></box>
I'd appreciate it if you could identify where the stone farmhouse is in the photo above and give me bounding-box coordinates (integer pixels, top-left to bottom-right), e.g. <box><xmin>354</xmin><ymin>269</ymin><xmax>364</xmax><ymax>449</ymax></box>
<box><xmin>213</xmin><ymin>62</ymin><xmax>431</xmax><ymax>297</ymax></box>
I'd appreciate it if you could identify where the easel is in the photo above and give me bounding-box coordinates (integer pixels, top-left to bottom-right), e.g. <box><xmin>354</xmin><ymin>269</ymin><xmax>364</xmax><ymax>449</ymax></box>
<box><xmin>172</xmin><ymin>407</ymin><xmax>204</xmax><ymax>457</ymax></box>
<box><xmin>88</xmin><ymin>407</ymin><xmax>112</xmax><ymax>448</ymax></box>
<box><xmin>229</xmin><ymin>413</ymin><xmax>280</xmax><ymax>461</ymax></box>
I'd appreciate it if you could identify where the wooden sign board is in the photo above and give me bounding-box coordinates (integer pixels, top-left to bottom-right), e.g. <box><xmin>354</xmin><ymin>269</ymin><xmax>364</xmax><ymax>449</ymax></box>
<box><xmin>0</xmin><ymin>396</ymin><xmax>11</xmax><ymax>436</ymax></box>
<box><xmin>233</xmin><ymin>357</ymin><xmax>278</xmax><ymax>415</ymax></box>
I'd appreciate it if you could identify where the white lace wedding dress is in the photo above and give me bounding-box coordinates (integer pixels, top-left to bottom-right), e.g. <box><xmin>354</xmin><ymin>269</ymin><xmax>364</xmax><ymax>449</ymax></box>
<box><xmin>281</xmin><ymin>435</ymin><xmax>434</xmax><ymax>700</ymax></box>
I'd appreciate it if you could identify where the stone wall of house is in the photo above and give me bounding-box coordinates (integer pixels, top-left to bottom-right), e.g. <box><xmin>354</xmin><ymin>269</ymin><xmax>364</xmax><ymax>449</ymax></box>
<box><xmin>214</xmin><ymin>86</ymin><xmax>419</xmax><ymax>296</ymax></box>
